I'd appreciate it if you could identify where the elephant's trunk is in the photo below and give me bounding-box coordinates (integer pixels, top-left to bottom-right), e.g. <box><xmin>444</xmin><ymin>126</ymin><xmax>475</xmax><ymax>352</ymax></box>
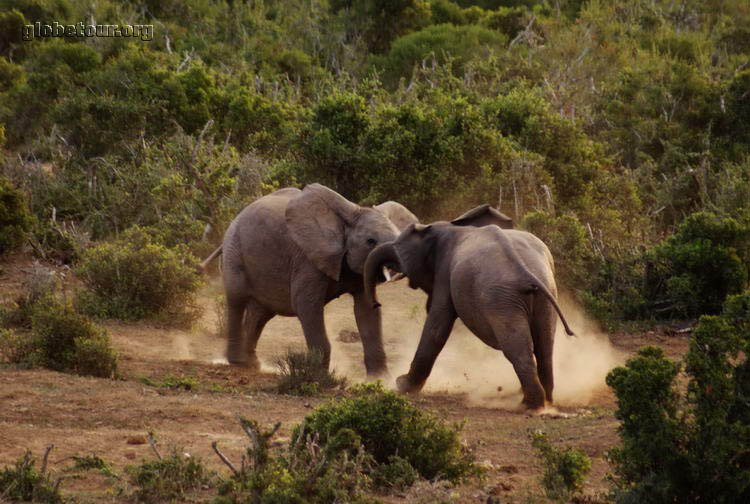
<box><xmin>527</xmin><ymin>282</ymin><xmax>575</xmax><ymax>336</ymax></box>
<box><xmin>364</xmin><ymin>242</ymin><xmax>401</xmax><ymax>309</ymax></box>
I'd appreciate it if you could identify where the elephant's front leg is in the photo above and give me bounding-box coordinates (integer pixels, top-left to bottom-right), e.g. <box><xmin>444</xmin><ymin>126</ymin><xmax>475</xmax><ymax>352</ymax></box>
<box><xmin>292</xmin><ymin>272</ymin><xmax>332</xmax><ymax>369</ymax></box>
<box><xmin>397</xmin><ymin>293</ymin><xmax>457</xmax><ymax>394</ymax></box>
<box><xmin>353</xmin><ymin>290</ymin><xmax>388</xmax><ymax>378</ymax></box>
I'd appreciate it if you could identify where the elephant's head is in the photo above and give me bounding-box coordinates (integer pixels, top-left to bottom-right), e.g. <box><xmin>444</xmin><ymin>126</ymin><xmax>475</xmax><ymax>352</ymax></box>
<box><xmin>365</xmin><ymin>222</ymin><xmax>440</xmax><ymax>308</ymax></box>
<box><xmin>364</xmin><ymin>204</ymin><xmax>513</xmax><ymax>307</ymax></box>
<box><xmin>373</xmin><ymin>201</ymin><xmax>420</xmax><ymax>232</ymax></box>
<box><xmin>286</xmin><ymin>184</ymin><xmax>400</xmax><ymax>281</ymax></box>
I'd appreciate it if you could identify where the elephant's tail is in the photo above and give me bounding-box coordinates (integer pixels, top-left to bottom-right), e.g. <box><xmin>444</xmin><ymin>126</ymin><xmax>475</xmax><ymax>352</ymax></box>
<box><xmin>526</xmin><ymin>282</ymin><xmax>575</xmax><ymax>337</ymax></box>
<box><xmin>490</xmin><ymin>227</ymin><xmax>575</xmax><ymax>337</ymax></box>
<box><xmin>199</xmin><ymin>245</ymin><xmax>223</xmax><ymax>272</ymax></box>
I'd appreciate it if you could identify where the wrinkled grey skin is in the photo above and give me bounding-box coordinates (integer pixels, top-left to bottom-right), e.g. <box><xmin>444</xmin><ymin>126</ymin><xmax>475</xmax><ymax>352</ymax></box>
<box><xmin>221</xmin><ymin>184</ymin><xmax>399</xmax><ymax>376</ymax></box>
<box><xmin>364</xmin><ymin>206</ymin><xmax>573</xmax><ymax>410</ymax></box>
<box><xmin>200</xmin><ymin>199</ymin><xmax>420</xmax><ymax>272</ymax></box>
<box><xmin>374</xmin><ymin>201</ymin><xmax>420</xmax><ymax>232</ymax></box>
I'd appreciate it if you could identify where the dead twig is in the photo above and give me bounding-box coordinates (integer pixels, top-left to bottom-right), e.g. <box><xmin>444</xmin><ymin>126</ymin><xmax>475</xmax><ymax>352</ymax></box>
<box><xmin>212</xmin><ymin>441</ymin><xmax>239</xmax><ymax>475</ymax></box>
<box><xmin>147</xmin><ymin>433</ymin><xmax>162</xmax><ymax>460</ymax></box>
<box><xmin>41</xmin><ymin>444</ymin><xmax>54</xmax><ymax>474</ymax></box>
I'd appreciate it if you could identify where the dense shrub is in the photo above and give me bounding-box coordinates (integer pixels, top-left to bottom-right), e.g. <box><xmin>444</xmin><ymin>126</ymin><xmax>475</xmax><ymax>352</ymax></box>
<box><xmin>75</xmin><ymin>227</ymin><xmax>202</xmax><ymax>323</ymax></box>
<box><xmin>30</xmin><ymin>296</ymin><xmax>118</xmax><ymax>378</ymax></box>
<box><xmin>376</xmin><ymin>23</ymin><xmax>507</xmax><ymax>84</ymax></box>
<box><xmin>646</xmin><ymin>211</ymin><xmax>750</xmax><ymax>317</ymax></box>
<box><xmin>530</xmin><ymin>430</ymin><xmax>591</xmax><ymax>503</ymax></box>
<box><xmin>294</xmin><ymin>382</ymin><xmax>481</xmax><ymax>483</ymax></box>
<box><xmin>0</xmin><ymin>176</ymin><xmax>31</xmax><ymax>255</ymax></box>
<box><xmin>606</xmin><ymin>292</ymin><xmax>750</xmax><ymax>503</ymax></box>
<box><xmin>275</xmin><ymin>349</ymin><xmax>346</xmax><ymax>396</ymax></box>
<box><xmin>216</xmin><ymin>418</ymin><xmax>377</xmax><ymax>504</ymax></box>
<box><xmin>0</xmin><ymin>450</ymin><xmax>65</xmax><ymax>504</ymax></box>
<box><xmin>129</xmin><ymin>449</ymin><xmax>214</xmax><ymax>503</ymax></box>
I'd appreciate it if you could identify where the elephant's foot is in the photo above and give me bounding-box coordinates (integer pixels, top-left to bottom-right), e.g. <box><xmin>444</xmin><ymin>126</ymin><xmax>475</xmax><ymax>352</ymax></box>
<box><xmin>520</xmin><ymin>395</ymin><xmax>546</xmax><ymax>412</ymax></box>
<box><xmin>396</xmin><ymin>374</ymin><xmax>424</xmax><ymax>394</ymax></box>
<box><xmin>227</xmin><ymin>353</ymin><xmax>261</xmax><ymax>372</ymax></box>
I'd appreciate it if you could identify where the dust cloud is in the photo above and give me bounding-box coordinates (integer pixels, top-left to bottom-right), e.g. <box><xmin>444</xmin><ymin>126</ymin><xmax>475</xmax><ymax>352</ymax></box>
<box><xmin>327</xmin><ymin>283</ymin><xmax>624</xmax><ymax>410</ymax></box>
<box><xmin>190</xmin><ymin>279</ymin><xmax>622</xmax><ymax>410</ymax></box>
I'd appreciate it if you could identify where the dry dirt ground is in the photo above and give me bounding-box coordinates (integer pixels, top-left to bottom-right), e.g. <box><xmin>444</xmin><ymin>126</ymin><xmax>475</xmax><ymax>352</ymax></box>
<box><xmin>0</xmin><ymin>255</ymin><xmax>691</xmax><ymax>503</ymax></box>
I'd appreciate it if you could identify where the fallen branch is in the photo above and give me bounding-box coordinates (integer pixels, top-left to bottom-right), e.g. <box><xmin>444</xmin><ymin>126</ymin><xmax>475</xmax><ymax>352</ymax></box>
<box><xmin>212</xmin><ymin>441</ymin><xmax>238</xmax><ymax>475</ymax></box>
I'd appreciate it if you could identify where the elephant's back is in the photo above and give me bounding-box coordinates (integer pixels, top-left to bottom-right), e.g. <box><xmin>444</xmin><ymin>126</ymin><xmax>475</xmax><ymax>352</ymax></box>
<box><xmin>224</xmin><ymin>189</ymin><xmax>298</xmax><ymax>251</ymax></box>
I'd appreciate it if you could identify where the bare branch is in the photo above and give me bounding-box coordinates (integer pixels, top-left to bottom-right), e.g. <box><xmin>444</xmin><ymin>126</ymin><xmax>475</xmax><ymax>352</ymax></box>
<box><xmin>147</xmin><ymin>433</ymin><xmax>162</xmax><ymax>460</ymax></box>
<box><xmin>41</xmin><ymin>444</ymin><xmax>54</xmax><ymax>474</ymax></box>
<box><xmin>212</xmin><ymin>441</ymin><xmax>239</xmax><ymax>475</ymax></box>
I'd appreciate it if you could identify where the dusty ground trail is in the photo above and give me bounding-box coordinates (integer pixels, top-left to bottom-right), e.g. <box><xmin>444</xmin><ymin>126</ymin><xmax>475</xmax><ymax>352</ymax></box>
<box><xmin>0</xmin><ymin>257</ymin><xmax>691</xmax><ymax>502</ymax></box>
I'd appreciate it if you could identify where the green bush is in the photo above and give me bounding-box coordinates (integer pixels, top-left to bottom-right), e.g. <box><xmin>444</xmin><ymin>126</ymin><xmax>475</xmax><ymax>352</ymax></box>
<box><xmin>0</xmin><ymin>176</ymin><xmax>31</xmax><ymax>255</ymax></box>
<box><xmin>129</xmin><ymin>449</ymin><xmax>213</xmax><ymax>503</ymax></box>
<box><xmin>646</xmin><ymin>211</ymin><xmax>750</xmax><ymax>317</ymax></box>
<box><xmin>530</xmin><ymin>430</ymin><xmax>591</xmax><ymax>503</ymax></box>
<box><xmin>371</xmin><ymin>455</ymin><xmax>418</xmax><ymax>491</ymax></box>
<box><xmin>275</xmin><ymin>349</ymin><xmax>346</xmax><ymax>396</ymax></box>
<box><xmin>31</xmin><ymin>295</ymin><xmax>118</xmax><ymax>378</ymax></box>
<box><xmin>216</xmin><ymin>419</ymin><xmax>377</xmax><ymax>504</ymax></box>
<box><xmin>294</xmin><ymin>382</ymin><xmax>481</xmax><ymax>483</ymax></box>
<box><xmin>377</xmin><ymin>23</ymin><xmax>506</xmax><ymax>85</ymax></box>
<box><xmin>0</xmin><ymin>450</ymin><xmax>65</xmax><ymax>504</ymax></box>
<box><xmin>0</xmin><ymin>328</ymin><xmax>36</xmax><ymax>365</ymax></box>
<box><xmin>75</xmin><ymin>227</ymin><xmax>202</xmax><ymax>323</ymax></box>
<box><xmin>606</xmin><ymin>293</ymin><xmax>750</xmax><ymax>503</ymax></box>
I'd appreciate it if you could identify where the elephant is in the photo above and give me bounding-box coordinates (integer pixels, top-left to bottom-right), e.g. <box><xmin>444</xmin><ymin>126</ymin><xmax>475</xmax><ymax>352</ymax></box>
<box><xmin>373</xmin><ymin>201</ymin><xmax>420</xmax><ymax>232</ymax></box>
<box><xmin>199</xmin><ymin>199</ymin><xmax>420</xmax><ymax>272</ymax></box>
<box><xmin>363</xmin><ymin>206</ymin><xmax>574</xmax><ymax>410</ymax></box>
<box><xmin>218</xmin><ymin>183</ymin><xmax>400</xmax><ymax>376</ymax></box>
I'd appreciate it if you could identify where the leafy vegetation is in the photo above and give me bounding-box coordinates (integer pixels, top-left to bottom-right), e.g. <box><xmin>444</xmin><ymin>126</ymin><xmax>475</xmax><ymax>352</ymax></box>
<box><xmin>295</xmin><ymin>382</ymin><xmax>481</xmax><ymax>483</ymax></box>
<box><xmin>275</xmin><ymin>349</ymin><xmax>346</xmax><ymax>396</ymax></box>
<box><xmin>0</xmin><ymin>449</ymin><xmax>65</xmax><ymax>504</ymax></box>
<box><xmin>128</xmin><ymin>449</ymin><xmax>214</xmax><ymax>503</ymax></box>
<box><xmin>218</xmin><ymin>389</ymin><xmax>480</xmax><ymax>504</ymax></box>
<box><xmin>1</xmin><ymin>292</ymin><xmax>118</xmax><ymax>378</ymax></box>
<box><xmin>217</xmin><ymin>418</ymin><xmax>378</xmax><ymax>504</ymax></box>
<box><xmin>0</xmin><ymin>175</ymin><xmax>31</xmax><ymax>255</ymax></box>
<box><xmin>1</xmin><ymin>0</ymin><xmax>749</xmax><ymax>328</ymax></box>
<box><xmin>606</xmin><ymin>292</ymin><xmax>750</xmax><ymax>503</ymax></box>
<box><xmin>530</xmin><ymin>430</ymin><xmax>591</xmax><ymax>503</ymax></box>
<box><xmin>74</xmin><ymin>227</ymin><xmax>202</xmax><ymax>324</ymax></box>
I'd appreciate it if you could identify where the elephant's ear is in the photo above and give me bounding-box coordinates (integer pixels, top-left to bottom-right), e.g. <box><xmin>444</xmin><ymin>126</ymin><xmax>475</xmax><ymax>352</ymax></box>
<box><xmin>285</xmin><ymin>184</ymin><xmax>360</xmax><ymax>281</ymax></box>
<box><xmin>450</xmin><ymin>204</ymin><xmax>513</xmax><ymax>229</ymax></box>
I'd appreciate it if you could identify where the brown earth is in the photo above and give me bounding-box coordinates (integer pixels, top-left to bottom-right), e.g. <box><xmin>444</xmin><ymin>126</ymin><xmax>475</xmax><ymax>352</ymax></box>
<box><xmin>0</xmin><ymin>254</ymin><xmax>691</xmax><ymax>503</ymax></box>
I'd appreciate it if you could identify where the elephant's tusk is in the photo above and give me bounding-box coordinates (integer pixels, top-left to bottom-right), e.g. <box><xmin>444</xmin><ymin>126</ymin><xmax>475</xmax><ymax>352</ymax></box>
<box><xmin>390</xmin><ymin>272</ymin><xmax>405</xmax><ymax>282</ymax></box>
<box><xmin>382</xmin><ymin>266</ymin><xmax>392</xmax><ymax>282</ymax></box>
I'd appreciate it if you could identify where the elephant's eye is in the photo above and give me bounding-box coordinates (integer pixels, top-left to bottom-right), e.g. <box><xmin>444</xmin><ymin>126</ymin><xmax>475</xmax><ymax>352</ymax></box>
<box><xmin>367</xmin><ymin>238</ymin><xmax>377</xmax><ymax>248</ymax></box>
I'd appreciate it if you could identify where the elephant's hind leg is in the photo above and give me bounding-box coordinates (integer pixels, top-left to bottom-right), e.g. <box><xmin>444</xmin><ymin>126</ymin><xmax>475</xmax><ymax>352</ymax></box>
<box><xmin>243</xmin><ymin>299</ymin><xmax>274</xmax><ymax>371</ymax></box>
<box><xmin>499</xmin><ymin>328</ymin><xmax>546</xmax><ymax>410</ymax></box>
<box><xmin>226</xmin><ymin>296</ymin><xmax>250</xmax><ymax>366</ymax></box>
<box><xmin>531</xmin><ymin>303</ymin><xmax>556</xmax><ymax>404</ymax></box>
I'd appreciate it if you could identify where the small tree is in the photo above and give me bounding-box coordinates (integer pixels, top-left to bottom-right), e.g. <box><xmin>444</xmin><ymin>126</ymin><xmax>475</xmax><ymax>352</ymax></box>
<box><xmin>606</xmin><ymin>292</ymin><xmax>750</xmax><ymax>503</ymax></box>
<box><xmin>645</xmin><ymin>211</ymin><xmax>750</xmax><ymax>317</ymax></box>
